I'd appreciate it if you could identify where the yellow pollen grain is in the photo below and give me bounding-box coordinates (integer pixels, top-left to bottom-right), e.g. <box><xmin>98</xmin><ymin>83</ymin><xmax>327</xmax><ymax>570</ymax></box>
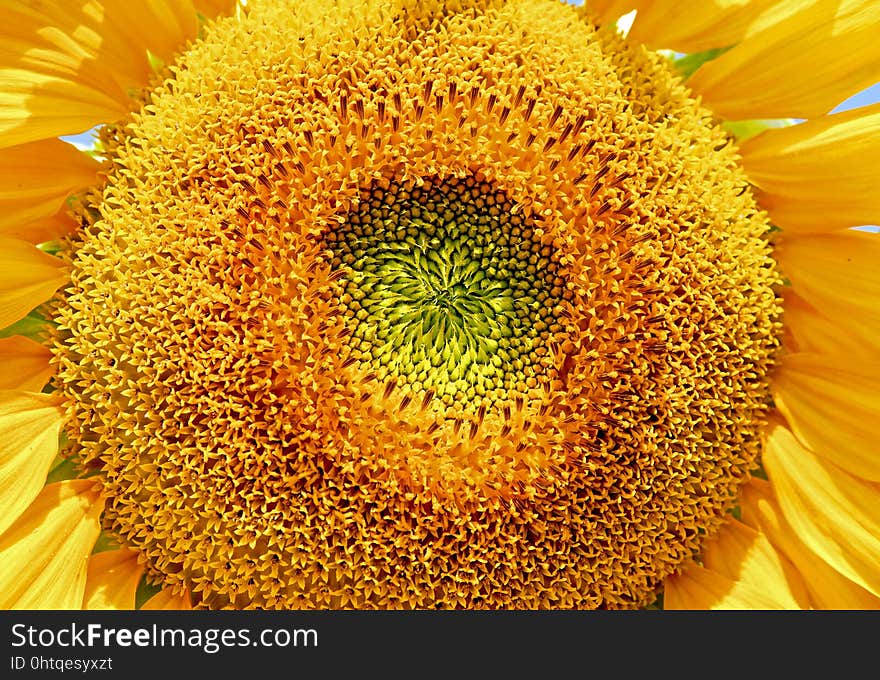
<box><xmin>51</xmin><ymin>0</ymin><xmax>781</xmax><ymax>609</ymax></box>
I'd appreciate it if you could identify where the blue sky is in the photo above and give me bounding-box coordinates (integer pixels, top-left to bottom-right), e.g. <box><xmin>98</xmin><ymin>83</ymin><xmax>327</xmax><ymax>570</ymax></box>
<box><xmin>832</xmin><ymin>81</ymin><xmax>880</xmax><ymax>112</ymax></box>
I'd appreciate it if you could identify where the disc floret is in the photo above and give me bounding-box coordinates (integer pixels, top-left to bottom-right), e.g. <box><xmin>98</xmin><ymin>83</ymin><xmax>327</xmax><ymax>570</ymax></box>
<box><xmin>328</xmin><ymin>176</ymin><xmax>565</xmax><ymax>408</ymax></box>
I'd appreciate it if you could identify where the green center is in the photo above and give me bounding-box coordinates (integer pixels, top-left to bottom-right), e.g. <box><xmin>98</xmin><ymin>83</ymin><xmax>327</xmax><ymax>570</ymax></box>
<box><xmin>327</xmin><ymin>176</ymin><xmax>565</xmax><ymax>407</ymax></box>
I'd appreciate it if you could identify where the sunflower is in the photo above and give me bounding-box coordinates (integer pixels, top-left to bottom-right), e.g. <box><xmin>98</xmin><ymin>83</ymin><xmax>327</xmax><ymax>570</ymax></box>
<box><xmin>0</xmin><ymin>0</ymin><xmax>878</xmax><ymax>611</ymax></box>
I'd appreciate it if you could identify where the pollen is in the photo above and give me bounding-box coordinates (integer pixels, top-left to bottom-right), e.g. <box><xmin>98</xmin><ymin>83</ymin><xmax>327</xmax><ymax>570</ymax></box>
<box><xmin>51</xmin><ymin>0</ymin><xmax>782</xmax><ymax>609</ymax></box>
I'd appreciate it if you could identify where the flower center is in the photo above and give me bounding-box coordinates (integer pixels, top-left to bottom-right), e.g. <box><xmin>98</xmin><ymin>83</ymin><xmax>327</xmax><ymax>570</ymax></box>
<box><xmin>51</xmin><ymin>0</ymin><xmax>782</xmax><ymax>609</ymax></box>
<box><xmin>328</xmin><ymin>176</ymin><xmax>565</xmax><ymax>408</ymax></box>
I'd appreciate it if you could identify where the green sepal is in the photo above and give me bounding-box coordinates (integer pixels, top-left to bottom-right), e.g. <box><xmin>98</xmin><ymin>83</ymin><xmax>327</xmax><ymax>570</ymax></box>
<box><xmin>722</xmin><ymin>118</ymin><xmax>798</xmax><ymax>142</ymax></box>
<box><xmin>135</xmin><ymin>577</ymin><xmax>164</xmax><ymax>609</ymax></box>
<box><xmin>672</xmin><ymin>47</ymin><xmax>731</xmax><ymax>80</ymax></box>
<box><xmin>45</xmin><ymin>456</ymin><xmax>79</xmax><ymax>485</ymax></box>
<box><xmin>38</xmin><ymin>240</ymin><xmax>63</xmax><ymax>256</ymax></box>
<box><xmin>91</xmin><ymin>532</ymin><xmax>122</xmax><ymax>555</ymax></box>
<box><xmin>644</xmin><ymin>591</ymin><xmax>664</xmax><ymax>611</ymax></box>
<box><xmin>146</xmin><ymin>49</ymin><xmax>166</xmax><ymax>74</ymax></box>
<box><xmin>0</xmin><ymin>311</ymin><xmax>52</xmax><ymax>340</ymax></box>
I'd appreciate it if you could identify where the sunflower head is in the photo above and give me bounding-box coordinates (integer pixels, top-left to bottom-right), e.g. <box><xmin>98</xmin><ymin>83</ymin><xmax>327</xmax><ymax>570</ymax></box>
<box><xmin>2</xmin><ymin>0</ymin><xmax>878</xmax><ymax>612</ymax></box>
<box><xmin>42</xmin><ymin>0</ymin><xmax>782</xmax><ymax>609</ymax></box>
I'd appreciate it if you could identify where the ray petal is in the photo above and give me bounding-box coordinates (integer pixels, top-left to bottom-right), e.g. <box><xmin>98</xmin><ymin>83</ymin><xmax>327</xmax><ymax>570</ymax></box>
<box><xmin>0</xmin><ymin>480</ymin><xmax>104</xmax><ymax>609</ymax></box>
<box><xmin>0</xmin><ymin>139</ymin><xmax>99</xmax><ymax>242</ymax></box>
<box><xmin>780</xmin><ymin>291</ymin><xmax>876</xmax><ymax>358</ymax></box>
<box><xmin>740</xmin><ymin>478</ymin><xmax>880</xmax><ymax>609</ymax></box>
<box><xmin>83</xmin><ymin>548</ymin><xmax>144</xmax><ymax>610</ymax></box>
<box><xmin>629</xmin><ymin>0</ymin><xmax>778</xmax><ymax>53</ymax></box>
<box><xmin>689</xmin><ymin>0</ymin><xmax>880</xmax><ymax>120</ymax></box>
<box><xmin>665</xmin><ymin>560</ymin><xmax>791</xmax><ymax>609</ymax></box>
<box><xmin>701</xmin><ymin>516</ymin><xmax>810</xmax><ymax>608</ymax></box>
<box><xmin>0</xmin><ymin>238</ymin><xmax>67</xmax><ymax>330</ymax></box>
<box><xmin>0</xmin><ymin>390</ymin><xmax>64</xmax><ymax>536</ymax></box>
<box><xmin>141</xmin><ymin>587</ymin><xmax>193</xmax><ymax>610</ymax></box>
<box><xmin>0</xmin><ymin>336</ymin><xmax>53</xmax><ymax>391</ymax></box>
<box><xmin>775</xmin><ymin>230</ymin><xmax>880</xmax><ymax>355</ymax></box>
<box><xmin>763</xmin><ymin>420</ymin><xmax>880</xmax><ymax>598</ymax></box>
<box><xmin>740</xmin><ymin>103</ymin><xmax>880</xmax><ymax>233</ymax></box>
<box><xmin>774</xmin><ymin>354</ymin><xmax>880</xmax><ymax>481</ymax></box>
<box><xmin>0</xmin><ymin>0</ymin><xmax>217</xmax><ymax>148</ymax></box>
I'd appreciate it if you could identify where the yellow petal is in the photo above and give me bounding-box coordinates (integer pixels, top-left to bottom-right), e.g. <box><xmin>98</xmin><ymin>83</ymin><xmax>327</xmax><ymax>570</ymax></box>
<box><xmin>98</xmin><ymin>1</ymin><xmax>199</xmax><ymax>79</ymax></box>
<box><xmin>0</xmin><ymin>390</ymin><xmax>64</xmax><ymax>536</ymax></box>
<box><xmin>0</xmin><ymin>335</ymin><xmax>52</xmax><ymax>391</ymax></box>
<box><xmin>141</xmin><ymin>586</ymin><xmax>193</xmax><ymax>610</ymax></box>
<box><xmin>0</xmin><ymin>479</ymin><xmax>103</xmax><ymax>609</ymax></box>
<box><xmin>83</xmin><ymin>547</ymin><xmax>144</xmax><ymax>610</ymax></box>
<box><xmin>689</xmin><ymin>0</ymin><xmax>880</xmax><ymax>120</ymax></box>
<box><xmin>3</xmin><ymin>210</ymin><xmax>77</xmax><ymax>245</ymax></box>
<box><xmin>0</xmin><ymin>237</ymin><xmax>67</xmax><ymax>329</ymax></box>
<box><xmin>781</xmin><ymin>291</ymin><xmax>875</xmax><ymax>358</ymax></box>
<box><xmin>0</xmin><ymin>139</ymin><xmax>99</xmax><ymax>242</ymax></box>
<box><xmin>0</xmin><ymin>71</ymin><xmax>123</xmax><ymax>149</ymax></box>
<box><xmin>629</xmin><ymin>0</ymin><xmax>778</xmax><ymax>53</ymax></box>
<box><xmin>740</xmin><ymin>104</ymin><xmax>880</xmax><ymax>232</ymax></box>
<box><xmin>775</xmin><ymin>230</ymin><xmax>880</xmax><ymax>353</ymax></box>
<box><xmin>763</xmin><ymin>420</ymin><xmax>880</xmax><ymax>598</ymax></box>
<box><xmin>0</xmin><ymin>1</ymin><xmax>126</xmax><ymax>93</ymax></box>
<box><xmin>740</xmin><ymin>478</ymin><xmax>880</xmax><ymax>609</ymax></box>
<box><xmin>702</xmin><ymin>516</ymin><xmax>810</xmax><ymax>608</ymax></box>
<box><xmin>0</xmin><ymin>0</ymin><xmax>207</xmax><ymax>148</ymax></box>
<box><xmin>774</xmin><ymin>353</ymin><xmax>880</xmax><ymax>481</ymax></box>
<box><xmin>665</xmin><ymin>560</ymin><xmax>790</xmax><ymax>609</ymax></box>
<box><xmin>0</xmin><ymin>0</ymin><xmax>129</xmax><ymax>148</ymax></box>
